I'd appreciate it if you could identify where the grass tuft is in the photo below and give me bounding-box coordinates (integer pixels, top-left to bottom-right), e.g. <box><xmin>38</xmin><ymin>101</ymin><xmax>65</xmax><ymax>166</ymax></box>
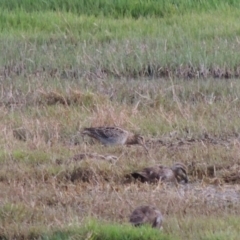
<box><xmin>43</xmin><ymin>219</ymin><xmax>173</xmax><ymax>240</ymax></box>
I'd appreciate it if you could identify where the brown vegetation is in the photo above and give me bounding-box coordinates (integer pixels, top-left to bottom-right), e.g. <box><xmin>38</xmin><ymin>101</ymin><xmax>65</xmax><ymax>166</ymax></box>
<box><xmin>1</xmin><ymin>78</ymin><xmax>240</xmax><ymax>239</ymax></box>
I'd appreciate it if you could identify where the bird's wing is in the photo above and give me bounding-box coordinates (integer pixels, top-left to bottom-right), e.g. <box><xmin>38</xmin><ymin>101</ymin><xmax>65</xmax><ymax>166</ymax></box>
<box><xmin>131</xmin><ymin>165</ymin><xmax>162</xmax><ymax>182</ymax></box>
<box><xmin>83</xmin><ymin>127</ymin><xmax>126</xmax><ymax>139</ymax></box>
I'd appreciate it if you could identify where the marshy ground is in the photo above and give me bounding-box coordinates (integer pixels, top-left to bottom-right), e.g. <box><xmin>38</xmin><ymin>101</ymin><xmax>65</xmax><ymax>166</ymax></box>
<box><xmin>2</xmin><ymin>77</ymin><xmax>240</xmax><ymax>239</ymax></box>
<box><xmin>1</xmin><ymin>1</ymin><xmax>240</xmax><ymax>239</ymax></box>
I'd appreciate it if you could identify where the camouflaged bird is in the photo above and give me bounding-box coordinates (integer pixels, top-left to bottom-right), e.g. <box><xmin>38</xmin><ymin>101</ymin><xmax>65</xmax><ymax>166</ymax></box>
<box><xmin>131</xmin><ymin>162</ymin><xmax>188</xmax><ymax>184</ymax></box>
<box><xmin>129</xmin><ymin>205</ymin><xmax>163</xmax><ymax>229</ymax></box>
<box><xmin>82</xmin><ymin>126</ymin><xmax>148</xmax><ymax>151</ymax></box>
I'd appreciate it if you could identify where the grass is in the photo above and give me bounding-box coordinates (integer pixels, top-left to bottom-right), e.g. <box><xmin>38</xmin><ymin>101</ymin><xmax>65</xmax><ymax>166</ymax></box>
<box><xmin>38</xmin><ymin>220</ymin><xmax>174</xmax><ymax>240</ymax></box>
<box><xmin>1</xmin><ymin>78</ymin><xmax>240</xmax><ymax>239</ymax></box>
<box><xmin>1</xmin><ymin>1</ymin><xmax>240</xmax><ymax>239</ymax></box>
<box><xmin>0</xmin><ymin>10</ymin><xmax>240</xmax><ymax>78</ymax></box>
<box><xmin>1</xmin><ymin>0</ymin><xmax>240</xmax><ymax>18</ymax></box>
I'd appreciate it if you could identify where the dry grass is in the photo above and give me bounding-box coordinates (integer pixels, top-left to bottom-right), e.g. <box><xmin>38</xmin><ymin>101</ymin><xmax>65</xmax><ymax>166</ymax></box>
<box><xmin>1</xmin><ymin>3</ymin><xmax>240</xmax><ymax>238</ymax></box>
<box><xmin>1</xmin><ymin>78</ymin><xmax>240</xmax><ymax>239</ymax></box>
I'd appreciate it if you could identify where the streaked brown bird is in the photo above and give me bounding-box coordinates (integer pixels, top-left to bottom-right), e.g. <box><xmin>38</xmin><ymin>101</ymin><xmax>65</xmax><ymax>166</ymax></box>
<box><xmin>82</xmin><ymin>126</ymin><xmax>148</xmax><ymax>152</ymax></box>
<box><xmin>131</xmin><ymin>162</ymin><xmax>188</xmax><ymax>184</ymax></box>
<box><xmin>129</xmin><ymin>205</ymin><xmax>163</xmax><ymax>229</ymax></box>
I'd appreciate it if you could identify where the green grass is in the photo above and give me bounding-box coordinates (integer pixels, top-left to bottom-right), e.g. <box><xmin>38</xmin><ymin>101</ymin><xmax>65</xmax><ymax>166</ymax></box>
<box><xmin>1</xmin><ymin>0</ymin><xmax>240</xmax><ymax>18</ymax></box>
<box><xmin>41</xmin><ymin>217</ymin><xmax>240</xmax><ymax>240</ymax></box>
<box><xmin>16</xmin><ymin>220</ymin><xmax>174</xmax><ymax>240</ymax></box>
<box><xmin>0</xmin><ymin>0</ymin><xmax>239</xmax><ymax>78</ymax></box>
<box><xmin>73</xmin><ymin>220</ymin><xmax>172</xmax><ymax>240</ymax></box>
<box><xmin>0</xmin><ymin>10</ymin><xmax>240</xmax><ymax>78</ymax></box>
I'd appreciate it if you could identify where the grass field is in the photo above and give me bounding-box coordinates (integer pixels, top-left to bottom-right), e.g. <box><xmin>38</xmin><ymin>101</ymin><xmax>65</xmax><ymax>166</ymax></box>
<box><xmin>2</xmin><ymin>0</ymin><xmax>240</xmax><ymax>17</ymax></box>
<box><xmin>1</xmin><ymin>1</ymin><xmax>240</xmax><ymax>239</ymax></box>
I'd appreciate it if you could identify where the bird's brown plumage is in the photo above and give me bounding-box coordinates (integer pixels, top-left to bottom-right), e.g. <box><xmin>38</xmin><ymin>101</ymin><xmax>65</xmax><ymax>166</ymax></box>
<box><xmin>129</xmin><ymin>205</ymin><xmax>163</xmax><ymax>229</ymax></box>
<box><xmin>131</xmin><ymin>162</ymin><xmax>188</xmax><ymax>184</ymax></box>
<box><xmin>82</xmin><ymin>126</ymin><xmax>148</xmax><ymax>152</ymax></box>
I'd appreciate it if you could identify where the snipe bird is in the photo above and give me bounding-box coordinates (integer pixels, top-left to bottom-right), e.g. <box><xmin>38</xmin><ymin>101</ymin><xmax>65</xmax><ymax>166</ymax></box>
<box><xmin>131</xmin><ymin>162</ymin><xmax>188</xmax><ymax>184</ymax></box>
<box><xmin>82</xmin><ymin>126</ymin><xmax>148</xmax><ymax>152</ymax></box>
<box><xmin>129</xmin><ymin>205</ymin><xmax>163</xmax><ymax>229</ymax></box>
